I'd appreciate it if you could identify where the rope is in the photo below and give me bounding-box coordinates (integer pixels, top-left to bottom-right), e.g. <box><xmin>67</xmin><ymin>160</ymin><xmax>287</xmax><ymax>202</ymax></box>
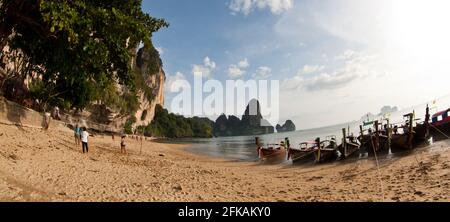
<box><xmin>430</xmin><ymin>124</ymin><xmax>450</xmax><ymax>139</ymax></box>
<box><xmin>369</xmin><ymin>133</ymin><xmax>386</xmax><ymax>201</ymax></box>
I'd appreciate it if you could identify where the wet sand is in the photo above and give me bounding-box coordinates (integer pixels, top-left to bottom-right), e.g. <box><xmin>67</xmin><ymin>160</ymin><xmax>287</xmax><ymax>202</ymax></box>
<box><xmin>0</xmin><ymin>123</ymin><xmax>449</xmax><ymax>202</ymax></box>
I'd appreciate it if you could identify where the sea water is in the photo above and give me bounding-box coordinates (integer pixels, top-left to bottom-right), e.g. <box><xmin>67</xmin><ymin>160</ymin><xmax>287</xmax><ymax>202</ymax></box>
<box><xmin>159</xmin><ymin>98</ymin><xmax>448</xmax><ymax>162</ymax></box>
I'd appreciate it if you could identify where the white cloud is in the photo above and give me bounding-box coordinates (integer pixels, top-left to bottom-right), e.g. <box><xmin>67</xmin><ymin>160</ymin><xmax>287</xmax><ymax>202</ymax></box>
<box><xmin>192</xmin><ymin>57</ymin><xmax>216</xmax><ymax>78</ymax></box>
<box><xmin>303</xmin><ymin>71</ymin><xmax>358</xmax><ymax>91</ymax></box>
<box><xmin>283</xmin><ymin>51</ymin><xmax>378</xmax><ymax>91</ymax></box>
<box><xmin>166</xmin><ymin>72</ymin><xmax>187</xmax><ymax>93</ymax></box>
<box><xmin>203</xmin><ymin>57</ymin><xmax>216</xmax><ymax>69</ymax></box>
<box><xmin>252</xmin><ymin>66</ymin><xmax>272</xmax><ymax>79</ymax></box>
<box><xmin>335</xmin><ymin>49</ymin><xmax>355</xmax><ymax>60</ymax></box>
<box><xmin>297</xmin><ymin>65</ymin><xmax>325</xmax><ymax>75</ymax></box>
<box><xmin>227</xmin><ymin>58</ymin><xmax>250</xmax><ymax>78</ymax></box>
<box><xmin>281</xmin><ymin>76</ymin><xmax>303</xmax><ymax>90</ymax></box>
<box><xmin>155</xmin><ymin>47</ymin><xmax>164</xmax><ymax>55</ymax></box>
<box><xmin>229</xmin><ymin>0</ymin><xmax>293</xmax><ymax>15</ymax></box>
<box><xmin>238</xmin><ymin>58</ymin><xmax>249</xmax><ymax>68</ymax></box>
<box><xmin>228</xmin><ymin>64</ymin><xmax>246</xmax><ymax>78</ymax></box>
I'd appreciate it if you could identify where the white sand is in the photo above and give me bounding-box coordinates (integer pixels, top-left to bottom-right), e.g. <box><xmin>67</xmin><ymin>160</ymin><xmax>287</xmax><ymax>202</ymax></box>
<box><xmin>0</xmin><ymin>123</ymin><xmax>448</xmax><ymax>202</ymax></box>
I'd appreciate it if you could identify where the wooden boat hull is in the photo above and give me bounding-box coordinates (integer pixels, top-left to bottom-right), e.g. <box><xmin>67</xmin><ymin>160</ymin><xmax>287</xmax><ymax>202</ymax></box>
<box><xmin>390</xmin><ymin>133</ymin><xmax>414</xmax><ymax>153</ymax></box>
<box><xmin>338</xmin><ymin>142</ymin><xmax>360</xmax><ymax>159</ymax></box>
<box><xmin>414</xmin><ymin>123</ymin><xmax>430</xmax><ymax>144</ymax></box>
<box><xmin>359</xmin><ymin>135</ymin><xmax>389</xmax><ymax>154</ymax></box>
<box><xmin>430</xmin><ymin>122</ymin><xmax>450</xmax><ymax>141</ymax></box>
<box><xmin>288</xmin><ymin>149</ymin><xmax>315</xmax><ymax>163</ymax></box>
<box><xmin>258</xmin><ymin>148</ymin><xmax>286</xmax><ymax>161</ymax></box>
<box><xmin>314</xmin><ymin>149</ymin><xmax>338</xmax><ymax>163</ymax></box>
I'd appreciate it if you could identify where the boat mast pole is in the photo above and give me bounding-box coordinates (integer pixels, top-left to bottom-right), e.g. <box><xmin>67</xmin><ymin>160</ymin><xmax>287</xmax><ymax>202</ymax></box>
<box><xmin>342</xmin><ymin>128</ymin><xmax>347</xmax><ymax>158</ymax></box>
<box><xmin>387</xmin><ymin>118</ymin><xmax>391</xmax><ymax>152</ymax></box>
<box><xmin>315</xmin><ymin>137</ymin><xmax>321</xmax><ymax>163</ymax></box>
<box><xmin>359</xmin><ymin>125</ymin><xmax>363</xmax><ymax>141</ymax></box>
<box><xmin>425</xmin><ymin>105</ymin><xmax>430</xmax><ymax>139</ymax></box>
<box><xmin>375</xmin><ymin>120</ymin><xmax>380</xmax><ymax>152</ymax></box>
<box><xmin>285</xmin><ymin>137</ymin><xmax>290</xmax><ymax>160</ymax></box>
<box><xmin>408</xmin><ymin>113</ymin><xmax>414</xmax><ymax>149</ymax></box>
<box><xmin>255</xmin><ymin>137</ymin><xmax>261</xmax><ymax>157</ymax></box>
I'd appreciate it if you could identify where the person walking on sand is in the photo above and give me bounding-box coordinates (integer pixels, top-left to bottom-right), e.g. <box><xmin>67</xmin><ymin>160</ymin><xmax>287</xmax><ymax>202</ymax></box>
<box><xmin>81</xmin><ymin>127</ymin><xmax>90</xmax><ymax>154</ymax></box>
<box><xmin>74</xmin><ymin>124</ymin><xmax>81</xmax><ymax>145</ymax></box>
<box><xmin>121</xmin><ymin>135</ymin><xmax>127</xmax><ymax>154</ymax></box>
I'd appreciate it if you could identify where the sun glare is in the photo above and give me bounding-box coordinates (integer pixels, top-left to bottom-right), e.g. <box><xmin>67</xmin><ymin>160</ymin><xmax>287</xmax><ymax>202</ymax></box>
<box><xmin>384</xmin><ymin>0</ymin><xmax>450</xmax><ymax>73</ymax></box>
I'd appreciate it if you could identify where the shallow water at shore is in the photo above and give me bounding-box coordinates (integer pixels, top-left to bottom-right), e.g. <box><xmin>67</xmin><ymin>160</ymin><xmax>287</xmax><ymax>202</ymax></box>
<box><xmin>156</xmin><ymin>121</ymin><xmax>357</xmax><ymax>161</ymax></box>
<box><xmin>157</xmin><ymin>102</ymin><xmax>443</xmax><ymax>162</ymax></box>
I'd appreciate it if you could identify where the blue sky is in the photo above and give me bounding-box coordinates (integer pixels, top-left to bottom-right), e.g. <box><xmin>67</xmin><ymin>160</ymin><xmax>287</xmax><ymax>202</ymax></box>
<box><xmin>142</xmin><ymin>0</ymin><xmax>450</xmax><ymax>129</ymax></box>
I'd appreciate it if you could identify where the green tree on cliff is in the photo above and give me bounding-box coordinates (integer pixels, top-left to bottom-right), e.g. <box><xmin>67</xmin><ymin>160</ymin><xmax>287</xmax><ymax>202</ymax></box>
<box><xmin>0</xmin><ymin>0</ymin><xmax>168</xmax><ymax>110</ymax></box>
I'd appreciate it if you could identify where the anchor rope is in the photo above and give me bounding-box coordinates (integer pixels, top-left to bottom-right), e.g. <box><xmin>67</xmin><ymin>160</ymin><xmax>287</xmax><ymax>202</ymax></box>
<box><xmin>369</xmin><ymin>133</ymin><xmax>386</xmax><ymax>202</ymax></box>
<box><xmin>429</xmin><ymin>124</ymin><xmax>450</xmax><ymax>139</ymax></box>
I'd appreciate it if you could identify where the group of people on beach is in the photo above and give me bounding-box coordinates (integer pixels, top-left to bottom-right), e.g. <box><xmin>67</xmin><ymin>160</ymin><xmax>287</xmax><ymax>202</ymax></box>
<box><xmin>73</xmin><ymin>123</ymin><xmax>127</xmax><ymax>154</ymax></box>
<box><xmin>73</xmin><ymin>124</ymin><xmax>90</xmax><ymax>153</ymax></box>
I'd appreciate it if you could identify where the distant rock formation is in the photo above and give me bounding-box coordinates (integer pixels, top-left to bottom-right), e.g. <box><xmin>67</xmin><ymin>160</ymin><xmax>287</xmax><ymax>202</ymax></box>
<box><xmin>360</xmin><ymin>105</ymin><xmax>399</xmax><ymax>121</ymax></box>
<box><xmin>276</xmin><ymin>120</ymin><xmax>296</xmax><ymax>133</ymax></box>
<box><xmin>213</xmin><ymin>99</ymin><xmax>274</xmax><ymax>137</ymax></box>
<box><xmin>379</xmin><ymin>105</ymin><xmax>398</xmax><ymax>115</ymax></box>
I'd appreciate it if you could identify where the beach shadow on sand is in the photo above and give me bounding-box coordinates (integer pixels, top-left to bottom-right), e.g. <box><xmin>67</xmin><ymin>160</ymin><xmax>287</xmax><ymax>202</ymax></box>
<box><xmin>276</xmin><ymin>144</ymin><xmax>441</xmax><ymax>173</ymax></box>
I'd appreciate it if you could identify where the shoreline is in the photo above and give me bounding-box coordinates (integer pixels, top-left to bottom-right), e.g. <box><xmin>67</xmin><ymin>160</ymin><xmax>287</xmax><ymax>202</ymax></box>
<box><xmin>160</xmin><ymin>135</ymin><xmax>446</xmax><ymax>167</ymax></box>
<box><xmin>0</xmin><ymin>123</ymin><xmax>449</xmax><ymax>202</ymax></box>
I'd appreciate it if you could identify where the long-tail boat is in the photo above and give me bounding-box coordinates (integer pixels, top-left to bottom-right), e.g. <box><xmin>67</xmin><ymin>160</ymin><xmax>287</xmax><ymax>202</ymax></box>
<box><xmin>288</xmin><ymin>141</ymin><xmax>317</xmax><ymax>163</ymax></box>
<box><xmin>314</xmin><ymin>136</ymin><xmax>339</xmax><ymax>163</ymax></box>
<box><xmin>413</xmin><ymin>105</ymin><xmax>431</xmax><ymax>144</ymax></box>
<box><xmin>429</xmin><ymin>108</ymin><xmax>450</xmax><ymax>141</ymax></box>
<box><xmin>390</xmin><ymin>113</ymin><xmax>415</xmax><ymax>153</ymax></box>
<box><xmin>358</xmin><ymin>120</ymin><xmax>389</xmax><ymax>154</ymax></box>
<box><xmin>255</xmin><ymin>137</ymin><xmax>287</xmax><ymax>161</ymax></box>
<box><xmin>338</xmin><ymin>128</ymin><xmax>360</xmax><ymax>159</ymax></box>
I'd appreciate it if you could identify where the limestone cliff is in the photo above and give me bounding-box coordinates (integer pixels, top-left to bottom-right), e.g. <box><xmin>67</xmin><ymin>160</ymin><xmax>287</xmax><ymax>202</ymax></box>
<box><xmin>133</xmin><ymin>46</ymin><xmax>165</xmax><ymax>127</ymax></box>
<box><xmin>1</xmin><ymin>41</ymin><xmax>166</xmax><ymax>133</ymax></box>
<box><xmin>83</xmin><ymin>45</ymin><xmax>165</xmax><ymax>132</ymax></box>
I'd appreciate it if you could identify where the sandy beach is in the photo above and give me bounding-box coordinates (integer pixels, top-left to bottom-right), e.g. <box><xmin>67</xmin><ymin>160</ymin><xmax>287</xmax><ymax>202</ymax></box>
<box><xmin>0</xmin><ymin>122</ymin><xmax>448</xmax><ymax>202</ymax></box>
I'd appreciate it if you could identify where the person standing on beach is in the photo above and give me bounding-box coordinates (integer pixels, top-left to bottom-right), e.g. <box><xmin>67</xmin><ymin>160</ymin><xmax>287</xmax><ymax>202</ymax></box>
<box><xmin>43</xmin><ymin>112</ymin><xmax>51</xmax><ymax>130</ymax></box>
<box><xmin>81</xmin><ymin>127</ymin><xmax>90</xmax><ymax>154</ymax></box>
<box><xmin>120</xmin><ymin>135</ymin><xmax>127</xmax><ymax>154</ymax></box>
<box><xmin>74</xmin><ymin>124</ymin><xmax>81</xmax><ymax>145</ymax></box>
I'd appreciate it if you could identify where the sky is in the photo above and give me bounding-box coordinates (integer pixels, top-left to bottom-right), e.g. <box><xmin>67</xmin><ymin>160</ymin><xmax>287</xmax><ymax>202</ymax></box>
<box><xmin>142</xmin><ymin>0</ymin><xmax>450</xmax><ymax>130</ymax></box>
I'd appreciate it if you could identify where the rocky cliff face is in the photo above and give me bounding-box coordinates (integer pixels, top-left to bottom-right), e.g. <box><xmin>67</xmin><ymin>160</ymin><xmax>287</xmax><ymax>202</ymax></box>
<box><xmin>1</xmin><ymin>42</ymin><xmax>166</xmax><ymax>133</ymax></box>
<box><xmin>79</xmin><ymin>45</ymin><xmax>165</xmax><ymax>132</ymax></box>
<box><xmin>133</xmin><ymin>46</ymin><xmax>165</xmax><ymax>127</ymax></box>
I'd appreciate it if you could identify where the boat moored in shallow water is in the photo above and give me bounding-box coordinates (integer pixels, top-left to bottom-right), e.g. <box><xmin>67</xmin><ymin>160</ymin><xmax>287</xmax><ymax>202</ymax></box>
<box><xmin>314</xmin><ymin>136</ymin><xmax>339</xmax><ymax>163</ymax></box>
<box><xmin>288</xmin><ymin>141</ymin><xmax>317</xmax><ymax>163</ymax></box>
<box><xmin>430</xmin><ymin>108</ymin><xmax>450</xmax><ymax>141</ymax></box>
<box><xmin>390</xmin><ymin>113</ymin><xmax>415</xmax><ymax>153</ymax></box>
<box><xmin>255</xmin><ymin>137</ymin><xmax>287</xmax><ymax>161</ymax></box>
<box><xmin>338</xmin><ymin>128</ymin><xmax>360</xmax><ymax>159</ymax></box>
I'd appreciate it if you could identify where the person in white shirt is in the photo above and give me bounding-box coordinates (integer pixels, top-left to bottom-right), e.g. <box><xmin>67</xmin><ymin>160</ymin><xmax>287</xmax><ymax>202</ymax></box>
<box><xmin>81</xmin><ymin>127</ymin><xmax>89</xmax><ymax>153</ymax></box>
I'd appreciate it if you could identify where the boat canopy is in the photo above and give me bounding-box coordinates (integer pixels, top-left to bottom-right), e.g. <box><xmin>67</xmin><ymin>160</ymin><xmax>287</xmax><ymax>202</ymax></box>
<box><xmin>432</xmin><ymin>108</ymin><xmax>450</xmax><ymax>118</ymax></box>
